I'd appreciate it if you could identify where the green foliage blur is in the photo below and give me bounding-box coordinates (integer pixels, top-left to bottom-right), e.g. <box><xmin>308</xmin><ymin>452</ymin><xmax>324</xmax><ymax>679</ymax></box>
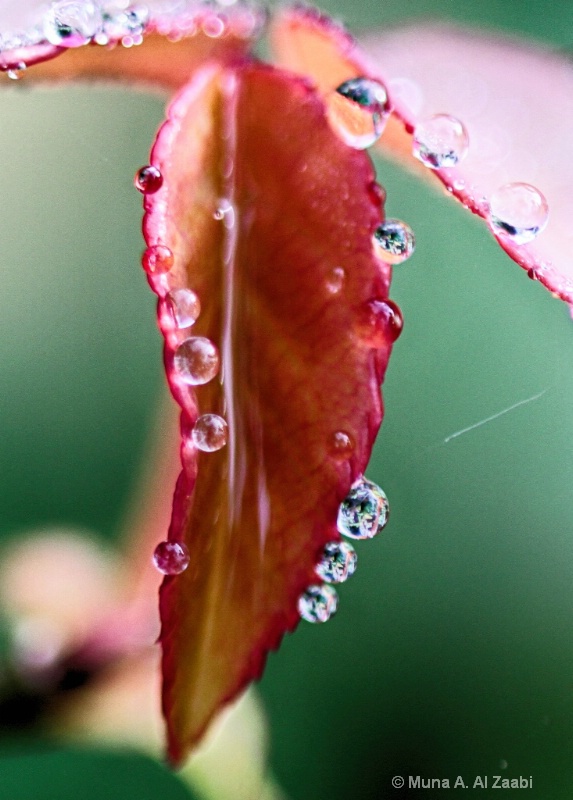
<box><xmin>1</xmin><ymin>0</ymin><xmax>572</xmax><ymax>797</ymax></box>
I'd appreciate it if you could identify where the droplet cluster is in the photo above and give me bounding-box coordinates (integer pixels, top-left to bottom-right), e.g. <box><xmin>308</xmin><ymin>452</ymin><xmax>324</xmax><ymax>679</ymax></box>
<box><xmin>298</xmin><ymin>477</ymin><xmax>389</xmax><ymax>624</ymax></box>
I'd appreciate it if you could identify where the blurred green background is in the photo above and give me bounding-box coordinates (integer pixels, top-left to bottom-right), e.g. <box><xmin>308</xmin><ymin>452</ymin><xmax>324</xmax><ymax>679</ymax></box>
<box><xmin>1</xmin><ymin>0</ymin><xmax>573</xmax><ymax>797</ymax></box>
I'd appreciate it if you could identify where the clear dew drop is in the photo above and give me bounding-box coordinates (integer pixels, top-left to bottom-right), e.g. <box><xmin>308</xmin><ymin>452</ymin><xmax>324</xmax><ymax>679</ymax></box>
<box><xmin>192</xmin><ymin>413</ymin><xmax>228</xmax><ymax>452</ymax></box>
<box><xmin>134</xmin><ymin>165</ymin><xmax>163</xmax><ymax>194</ymax></box>
<box><xmin>174</xmin><ymin>336</ymin><xmax>220</xmax><ymax>385</ymax></box>
<box><xmin>44</xmin><ymin>1</ymin><xmax>102</xmax><ymax>48</ymax></box>
<box><xmin>165</xmin><ymin>288</ymin><xmax>201</xmax><ymax>329</ymax></box>
<box><xmin>325</xmin><ymin>266</ymin><xmax>345</xmax><ymax>295</ymax></box>
<box><xmin>298</xmin><ymin>584</ymin><xmax>339</xmax><ymax>623</ymax></box>
<box><xmin>373</xmin><ymin>219</ymin><xmax>415</xmax><ymax>264</ymax></box>
<box><xmin>413</xmin><ymin>114</ymin><xmax>469</xmax><ymax>169</ymax></box>
<box><xmin>315</xmin><ymin>541</ymin><xmax>357</xmax><ymax>584</ymax></box>
<box><xmin>153</xmin><ymin>541</ymin><xmax>190</xmax><ymax>575</ymax></box>
<box><xmin>141</xmin><ymin>244</ymin><xmax>173</xmax><ymax>275</ymax></box>
<box><xmin>97</xmin><ymin>4</ymin><xmax>149</xmax><ymax>45</ymax></box>
<box><xmin>337</xmin><ymin>477</ymin><xmax>389</xmax><ymax>540</ymax></box>
<box><xmin>6</xmin><ymin>63</ymin><xmax>26</xmax><ymax>80</ymax></box>
<box><xmin>327</xmin><ymin>77</ymin><xmax>391</xmax><ymax>150</ymax></box>
<box><xmin>488</xmin><ymin>182</ymin><xmax>549</xmax><ymax>245</ymax></box>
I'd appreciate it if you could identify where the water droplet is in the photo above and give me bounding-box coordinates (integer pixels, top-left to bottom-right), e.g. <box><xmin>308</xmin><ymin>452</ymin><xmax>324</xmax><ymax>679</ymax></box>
<box><xmin>5</xmin><ymin>62</ymin><xmax>26</xmax><ymax>80</ymax></box>
<box><xmin>174</xmin><ymin>337</ymin><xmax>220</xmax><ymax>385</ymax></box>
<box><xmin>358</xmin><ymin>298</ymin><xmax>403</xmax><ymax>346</ymax></box>
<box><xmin>44</xmin><ymin>1</ymin><xmax>102</xmax><ymax>48</ymax></box>
<box><xmin>337</xmin><ymin>477</ymin><xmax>389</xmax><ymax>540</ymax></box>
<box><xmin>192</xmin><ymin>413</ymin><xmax>228</xmax><ymax>452</ymax></box>
<box><xmin>97</xmin><ymin>4</ymin><xmax>149</xmax><ymax>45</ymax></box>
<box><xmin>315</xmin><ymin>541</ymin><xmax>357</xmax><ymax>584</ymax></box>
<box><xmin>488</xmin><ymin>182</ymin><xmax>549</xmax><ymax>245</ymax></box>
<box><xmin>134</xmin><ymin>165</ymin><xmax>163</xmax><ymax>194</ymax></box>
<box><xmin>527</xmin><ymin>268</ymin><xmax>539</xmax><ymax>281</ymax></box>
<box><xmin>153</xmin><ymin>541</ymin><xmax>190</xmax><ymax>575</ymax></box>
<box><xmin>298</xmin><ymin>584</ymin><xmax>339</xmax><ymax>623</ymax></box>
<box><xmin>327</xmin><ymin>77</ymin><xmax>391</xmax><ymax>150</ymax></box>
<box><xmin>413</xmin><ymin>114</ymin><xmax>469</xmax><ymax>169</ymax></box>
<box><xmin>329</xmin><ymin>430</ymin><xmax>354</xmax><ymax>460</ymax></box>
<box><xmin>373</xmin><ymin>219</ymin><xmax>415</xmax><ymax>264</ymax></box>
<box><xmin>165</xmin><ymin>288</ymin><xmax>201</xmax><ymax>329</ymax></box>
<box><xmin>368</xmin><ymin>181</ymin><xmax>386</xmax><ymax>207</ymax></box>
<box><xmin>325</xmin><ymin>266</ymin><xmax>345</xmax><ymax>294</ymax></box>
<box><xmin>142</xmin><ymin>244</ymin><xmax>174</xmax><ymax>275</ymax></box>
<box><xmin>453</xmin><ymin>178</ymin><xmax>466</xmax><ymax>191</ymax></box>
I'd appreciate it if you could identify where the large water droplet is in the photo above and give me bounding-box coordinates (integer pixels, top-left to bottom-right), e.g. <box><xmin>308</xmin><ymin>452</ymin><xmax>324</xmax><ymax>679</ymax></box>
<box><xmin>192</xmin><ymin>414</ymin><xmax>228</xmax><ymax>452</ymax></box>
<box><xmin>337</xmin><ymin>477</ymin><xmax>389</xmax><ymax>540</ymax></box>
<box><xmin>153</xmin><ymin>541</ymin><xmax>190</xmax><ymax>575</ymax></box>
<box><xmin>357</xmin><ymin>298</ymin><xmax>403</xmax><ymax>346</ymax></box>
<box><xmin>488</xmin><ymin>182</ymin><xmax>549</xmax><ymax>245</ymax></box>
<box><xmin>298</xmin><ymin>584</ymin><xmax>339</xmax><ymax>623</ymax></box>
<box><xmin>373</xmin><ymin>219</ymin><xmax>415</xmax><ymax>264</ymax></box>
<box><xmin>44</xmin><ymin>1</ymin><xmax>102</xmax><ymax>48</ymax></box>
<box><xmin>327</xmin><ymin>77</ymin><xmax>391</xmax><ymax>150</ymax></box>
<box><xmin>134</xmin><ymin>165</ymin><xmax>163</xmax><ymax>194</ymax></box>
<box><xmin>142</xmin><ymin>244</ymin><xmax>174</xmax><ymax>275</ymax></box>
<box><xmin>413</xmin><ymin>114</ymin><xmax>469</xmax><ymax>169</ymax></box>
<box><xmin>174</xmin><ymin>337</ymin><xmax>220</xmax><ymax>385</ymax></box>
<box><xmin>165</xmin><ymin>288</ymin><xmax>201</xmax><ymax>329</ymax></box>
<box><xmin>315</xmin><ymin>541</ymin><xmax>357</xmax><ymax>584</ymax></box>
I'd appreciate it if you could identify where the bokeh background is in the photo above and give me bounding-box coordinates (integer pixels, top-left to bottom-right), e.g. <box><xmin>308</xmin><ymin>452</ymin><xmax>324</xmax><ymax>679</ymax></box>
<box><xmin>1</xmin><ymin>0</ymin><xmax>573</xmax><ymax>797</ymax></box>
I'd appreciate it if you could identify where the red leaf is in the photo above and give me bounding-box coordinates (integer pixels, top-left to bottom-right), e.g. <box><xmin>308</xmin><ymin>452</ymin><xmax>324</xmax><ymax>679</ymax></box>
<box><xmin>272</xmin><ymin>8</ymin><xmax>573</xmax><ymax>302</ymax></box>
<box><xmin>142</xmin><ymin>60</ymin><xmax>397</xmax><ymax>762</ymax></box>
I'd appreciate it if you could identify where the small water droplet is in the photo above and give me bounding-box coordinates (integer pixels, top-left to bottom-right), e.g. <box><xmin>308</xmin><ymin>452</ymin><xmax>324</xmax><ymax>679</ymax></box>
<box><xmin>174</xmin><ymin>337</ymin><xmax>220</xmax><ymax>385</ymax></box>
<box><xmin>142</xmin><ymin>244</ymin><xmax>174</xmax><ymax>275</ymax></box>
<box><xmin>329</xmin><ymin>430</ymin><xmax>354</xmax><ymax>460</ymax></box>
<box><xmin>153</xmin><ymin>541</ymin><xmax>190</xmax><ymax>575</ymax></box>
<box><xmin>5</xmin><ymin>62</ymin><xmax>26</xmax><ymax>80</ymax></box>
<box><xmin>165</xmin><ymin>288</ymin><xmax>201</xmax><ymax>329</ymax></box>
<box><xmin>134</xmin><ymin>165</ymin><xmax>163</xmax><ymax>194</ymax></box>
<box><xmin>97</xmin><ymin>4</ymin><xmax>148</xmax><ymax>45</ymax></box>
<box><xmin>453</xmin><ymin>178</ymin><xmax>466</xmax><ymax>191</ymax></box>
<box><xmin>373</xmin><ymin>219</ymin><xmax>415</xmax><ymax>264</ymax></box>
<box><xmin>488</xmin><ymin>182</ymin><xmax>549</xmax><ymax>245</ymax></box>
<box><xmin>44</xmin><ymin>1</ymin><xmax>102</xmax><ymax>48</ymax></box>
<box><xmin>192</xmin><ymin>413</ymin><xmax>228</xmax><ymax>452</ymax></box>
<box><xmin>413</xmin><ymin>114</ymin><xmax>469</xmax><ymax>169</ymax></box>
<box><xmin>357</xmin><ymin>298</ymin><xmax>403</xmax><ymax>345</ymax></box>
<box><xmin>368</xmin><ymin>181</ymin><xmax>386</xmax><ymax>207</ymax></box>
<box><xmin>298</xmin><ymin>584</ymin><xmax>339</xmax><ymax>623</ymax></box>
<box><xmin>527</xmin><ymin>268</ymin><xmax>539</xmax><ymax>281</ymax></box>
<box><xmin>315</xmin><ymin>541</ymin><xmax>357</xmax><ymax>584</ymax></box>
<box><xmin>337</xmin><ymin>477</ymin><xmax>389</xmax><ymax>540</ymax></box>
<box><xmin>325</xmin><ymin>266</ymin><xmax>345</xmax><ymax>294</ymax></box>
<box><xmin>327</xmin><ymin>77</ymin><xmax>391</xmax><ymax>150</ymax></box>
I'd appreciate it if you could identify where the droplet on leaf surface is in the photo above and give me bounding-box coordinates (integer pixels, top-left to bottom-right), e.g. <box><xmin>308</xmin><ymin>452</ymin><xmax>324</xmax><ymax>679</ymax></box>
<box><xmin>357</xmin><ymin>299</ymin><xmax>403</xmax><ymax>346</ymax></box>
<box><xmin>165</xmin><ymin>288</ymin><xmax>201</xmax><ymax>329</ymax></box>
<box><xmin>192</xmin><ymin>414</ymin><xmax>228</xmax><ymax>452</ymax></box>
<box><xmin>373</xmin><ymin>219</ymin><xmax>415</xmax><ymax>264</ymax></box>
<box><xmin>315</xmin><ymin>541</ymin><xmax>357</xmax><ymax>584</ymax></box>
<box><xmin>337</xmin><ymin>477</ymin><xmax>389</xmax><ymax>540</ymax></box>
<box><xmin>142</xmin><ymin>244</ymin><xmax>174</xmax><ymax>275</ymax></box>
<box><xmin>488</xmin><ymin>182</ymin><xmax>549</xmax><ymax>245</ymax></box>
<box><xmin>43</xmin><ymin>1</ymin><xmax>102</xmax><ymax>48</ymax></box>
<box><xmin>153</xmin><ymin>541</ymin><xmax>191</xmax><ymax>576</ymax></box>
<box><xmin>174</xmin><ymin>337</ymin><xmax>220</xmax><ymax>385</ymax></box>
<box><xmin>134</xmin><ymin>165</ymin><xmax>163</xmax><ymax>194</ymax></box>
<box><xmin>298</xmin><ymin>584</ymin><xmax>339</xmax><ymax>623</ymax></box>
<box><xmin>412</xmin><ymin>114</ymin><xmax>469</xmax><ymax>169</ymax></box>
<box><xmin>327</xmin><ymin>77</ymin><xmax>391</xmax><ymax>149</ymax></box>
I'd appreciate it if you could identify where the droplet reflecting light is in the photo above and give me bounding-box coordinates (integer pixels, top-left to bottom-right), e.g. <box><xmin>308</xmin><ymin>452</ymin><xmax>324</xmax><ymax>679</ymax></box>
<box><xmin>298</xmin><ymin>584</ymin><xmax>339</xmax><ymax>623</ymax></box>
<box><xmin>327</xmin><ymin>77</ymin><xmax>391</xmax><ymax>150</ymax></box>
<box><xmin>337</xmin><ymin>477</ymin><xmax>389</xmax><ymax>540</ymax></box>
<box><xmin>413</xmin><ymin>114</ymin><xmax>469</xmax><ymax>169</ymax></box>
<box><xmin>315</xmin><ymin>541</ymin><xmax>357</xmax><ymax>584</ymax></box>
<box><xmin>488</xmin><ymin>182</ymin><xmax>549</xmax><ymax>244</ymax></box>
<box><xmin>373</xmin><ymin>219</ymin><xmax>415</xmax><ymax>264</ymax></box>
<box><xmin>142</xmin><ymin>244</ymin><xmax>173</xmax><ymax>275</ymax></box>
<box><xmin>44</xmin><ymin>1</ymin><xmax>102</xmax><ymax>47</ymax></box>
<box><xmin>165</xmin><ymin>288</ymin><xmax>201</xmax><ymax>329</ymax></box>
<box><xmin>174</xmin><ymin>337</ymin><xmax>220</xmax><ymax>385</ymax></box>
<box><xmin>153</xmin><ymin>541</ymin><xmax>190</xmax><ymax>575</ymax></box>
<box><xmin>192</xmin><ymin>414</ymin><xmax>228</xmax><ymax>452</ymax></box>
<box><xmin>134</xmin><ymin>165</ymin><xmax>163</xmax><ymax>194</ymax></box>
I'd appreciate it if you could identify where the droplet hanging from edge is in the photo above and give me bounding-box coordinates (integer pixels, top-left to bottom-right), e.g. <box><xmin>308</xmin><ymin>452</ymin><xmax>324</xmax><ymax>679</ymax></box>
<box><xmin>142</xmin><ymin>244</ymin><xmax>173</xmax><ymax>275</ymax></box>
<box><xmin>357</xmin><ymin>298</ymin><xmax>403</xmax><ymax>346</ymax></box>
<box><xmin>192</xmin><ymin>414</ymin><xmax>228</xmax><ymax>452</ymax></box>
<box><xmin>153</xmin><ymin>541</ymin><xmax>190</xmax><ymax>575</ymax></box>
<box><xmin>315</xmin><ymin>541</ymin><xmax>357</xmax><ymax>584</ymax></box>
<box><xmin>413</xmin><ymin>114</ymin><xmax>469</xmax><ymax>169</ymax></box>
<box><xmin>134</xmin><ymin>165</ymin><xmax>163</xmax><ymax>194</ymax></box>
<box><xmin>298</xmin><ymin>584</ymin><xmax>339</xmax><ymax>623</ymax></box>
<box><xmin>5</xmin><ymin>63</ymin><xmax>26</xmax><ymax>80</ymax></box>
<box><xmin>373</xmin><ymin>219</ymin><xmax>415</xmax><ymax>264</ymax></box>
<box><xmin>43</xmin><ymin>1</ymin><xmax>102</xmax><ymax>48</ymax></box>
<box><xmin>488</xmin><ymin>182</ymin><xmax>549</xmax><ymax>245</ymax></box>
<box><xmin>326</xmin><ymin>77</ymin><xmax>391</xmax><ymax>150</ymax></box>
<box><xmin>337</xmin><ymin>477</ymin><xmax>389</xmax><ymax>540</ymax></box>
<box><xmin>165</xmin><ymin>288</ymin><xmax>201</xmax><ymax>329</ymax></box>
<box><xmin>174</xmin><ymin>337</ymin><xmax>220</xmax><ymax>386</ymax></box>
